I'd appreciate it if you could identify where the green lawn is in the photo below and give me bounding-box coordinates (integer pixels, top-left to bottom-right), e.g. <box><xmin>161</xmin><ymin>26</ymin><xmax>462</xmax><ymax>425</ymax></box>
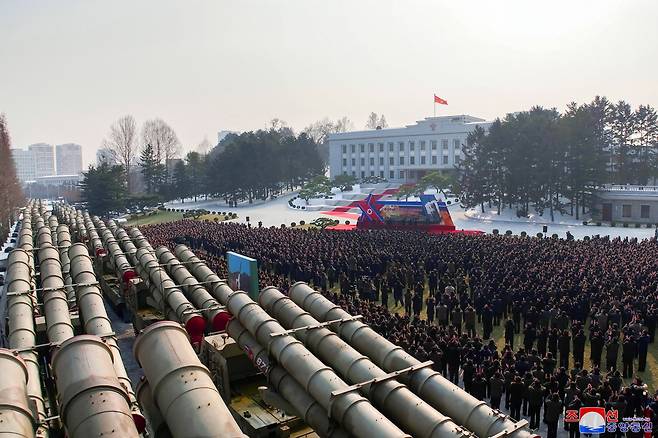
<box><xmin>124</xmin><ymin>210</ymin><xmax>236</xmax><ymax>227</ymax></box>
<box><xmin>124</xmin><ymin>210</ymin><xmax>184</xmax><ymax>226</ymax></box>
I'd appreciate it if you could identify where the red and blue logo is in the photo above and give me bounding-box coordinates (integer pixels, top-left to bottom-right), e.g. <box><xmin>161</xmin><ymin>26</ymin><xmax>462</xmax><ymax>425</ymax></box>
<box><xmin>579</xmin><ymin>407</ymin><xmax>606</xmax><ymax>434</ymax></box>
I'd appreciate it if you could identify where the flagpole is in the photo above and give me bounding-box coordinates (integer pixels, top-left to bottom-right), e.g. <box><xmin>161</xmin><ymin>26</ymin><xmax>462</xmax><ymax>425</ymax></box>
<box><xmin>433</xmin><ymin>98</ymin><xmax>436</xmax><ymax>117</ymax></box>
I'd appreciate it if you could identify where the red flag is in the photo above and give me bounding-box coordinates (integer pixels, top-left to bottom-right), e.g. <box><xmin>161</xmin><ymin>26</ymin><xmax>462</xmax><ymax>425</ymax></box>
<box><xmin>434</xmin><ymin>94</ymin><xmax>448</xmax><ymax>105</ymax></box>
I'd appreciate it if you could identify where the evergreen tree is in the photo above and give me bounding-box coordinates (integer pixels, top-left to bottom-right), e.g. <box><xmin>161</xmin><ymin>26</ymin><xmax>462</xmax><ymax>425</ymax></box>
<box><xmin>140</xmin><ymin>144</ymin><xmax>162</xmax><ymax>194</ymax></box>
<box><xmin>80</xmin><ymin>164</ymin><xmax>128</xmax><ymax>216</ymax></box>
<box><xmin>172</xmin><ymin>160</ymin><xmax>189</xmax><ymax>202</ymax></box>
<box><xmin>609</xmin><ymin>101</ymin><xmax>635</xmax><ymax>183</ymax></box>
<box><xmin>633</xmin><ymin>105</ymin><xmax>658</xmax><ymax>183</ymax></box>
<box><xmin>185</xmin><ymin>151</ymin><xmax>205</xmax><ymax>202</ymax></box>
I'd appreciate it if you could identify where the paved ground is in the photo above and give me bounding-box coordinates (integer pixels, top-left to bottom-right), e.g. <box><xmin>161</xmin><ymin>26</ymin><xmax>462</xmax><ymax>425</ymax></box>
<box><xmin>168</xmin><ymin>195</ymin><xmax>657</xmax><ymax>241</ymax></box>
<box><xmin>104</xmin><ymin>296</ymin><xmax>143</xmax><ymax>388</ymax></box>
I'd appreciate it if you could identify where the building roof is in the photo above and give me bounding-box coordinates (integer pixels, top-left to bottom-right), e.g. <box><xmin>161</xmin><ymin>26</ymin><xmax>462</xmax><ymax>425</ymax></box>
<box><xmin>327</xmin><ymin>115</ymin><xmax>491</xmax><ymax>142</ymax></box>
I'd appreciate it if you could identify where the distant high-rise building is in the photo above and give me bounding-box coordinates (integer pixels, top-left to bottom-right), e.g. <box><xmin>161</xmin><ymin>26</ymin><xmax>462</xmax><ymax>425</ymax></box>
<box><xmin>11</xmin><ymin>148</ymin><xmax>37</xmax><ymax>182</ymax></box>
<box><xmin>56</xmin><ymin>143</ymin><xmax>82</xmax><ymax>175</ymax></box>
<box><xmin>96</xmin><ymin>147</ymin><xmax>116</xmax><ymax>166</ymax></box>
<box><xmin>28</xmin><ymin>143</ymin><xmax>55</xmax><ymax>178</ymax></box>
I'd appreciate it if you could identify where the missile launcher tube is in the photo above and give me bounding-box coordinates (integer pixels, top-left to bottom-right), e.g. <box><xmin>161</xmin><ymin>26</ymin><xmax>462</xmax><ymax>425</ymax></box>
<box><xmin>47</xmin><ymin>216</ymin><xmax>58</xmax><ymax>245</ymax></box>
<box><xmin>36</xmin><ymin>225</ymin><xmax>52</xmax><ymax>247</ymax></box>
<box><xmin>114</xmin><ymin>226</ymin><xmax>138</xmax><ymax>266</ymax></box>
<box><xmin>73</xmin><ymin>212</ymin><xmax>87</xmax><ymax>242</ymax></box>
<box><xmin>51</xmin><ymin>335</ymin><xmax>139</xmax><ymax>438</ymax></box>
<box><xmin>174</xmin><ymin>245</ymin><xmax>410</xmax><ymax>438</ymax></box>
<box><xmin>82</xmin><ymin>213</ymin><xmax>103</xmax><ymax>256</ymax></box>
<box><xmin>0</xmin><ymin>346</ymin><xmax>36</xmax><ymax>437</ymax></box>
<box><xmin>259</xmin><ymin>287</ymin><xmax>475</xmax><ymax>438</ymax></box>
<box><xmin>226</xmin><ymin>318</ymin><xmax>351</xmax><ymax>438</ymax></box>
<box><xmin>55</xmin><ymin>224</ymin><xmax>76</xmax><ymax>308</ymax></box>
<box><xmin>288</xmin><ymin>282</ymin><xmax>539</xmax><ymax>438</ymax></box>
<box><xmin>135</xmin><ymin>378</ymin><xmax>172</xmax><ymax>438</ymax></box>
<box><xmin>133</xmin><ymin>321</ymin><xmax>247</xmax><ymax>438</ymax></box>
<box><xmin>128</xmin><ymin>227</ymin><xmax>153</xmax><ymax>253</ymax></box>
<box><xmin>156</xmin><ymin>246</ymin><xmax>229</xmax><ymax>331</ymax></box>
<box><xmin>93</xmin><ymin>217</ymin><xmax>136</xmax><ymax>284</ymax></box>
<box><xmin>8</xmin><ymin>242</ymin><xmax>48</xmax><ymax>437</ymax></box>
<box><xmin>67</xmin><ymin>243</ymin><xmax>146</xmax><ymax>432</ymax></box>
<box><xmin>135</xmin><ymin>247</ymin><xmax>206</xmax><ymax>342</ymax></box>
<box><xmin>37</xmin><ymin>244</ymin><xmax>74</xmax><ymax>343</ymax></box>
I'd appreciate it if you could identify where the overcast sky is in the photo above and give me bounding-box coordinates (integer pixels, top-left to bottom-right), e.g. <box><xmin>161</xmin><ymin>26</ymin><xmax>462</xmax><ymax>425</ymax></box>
<box><xmin>1</xmin><ymin>0</ymin><xmax>657</xmax><ymax>166</ymax></box>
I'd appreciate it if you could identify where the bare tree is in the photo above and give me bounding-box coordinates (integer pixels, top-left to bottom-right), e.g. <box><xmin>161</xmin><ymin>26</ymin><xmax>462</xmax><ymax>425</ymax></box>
<box><xmin>303</xmin><ymin>116</ymin><xmax>354</xmax><ymax>144</ymax></box>
<box><xmin>142</xmin><ymin>118</ymin><xmax>181</xmax><ymax>164</ymax></box>
<box><xmin>366</xmin><ymin>112</ymin><xmax>379</xmax><ymax>129</ymax></box>
<box><xmin>335</xmin><ymin>116</ymin><xmax>354</xmax><ymax>133</ymax></box>
<box><xmin>102</xmin><ymin>115</ymin><xmax>138</xmax><ymax>190</ymax></box>
<box><xmin>366</xmin><ymin>112</ymin><xmax>388</xmax><ymax>129</ymax></box>
<box><xmin>0</xmin><ymin>114</ymin><xmax>24</xmax><ymax>240</ymax></box>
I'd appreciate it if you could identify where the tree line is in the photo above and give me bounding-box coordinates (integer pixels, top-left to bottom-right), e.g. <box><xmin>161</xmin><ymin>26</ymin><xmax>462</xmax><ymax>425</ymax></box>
<box><xmin>0</xmin><ymin>114</ymin><xmax>24</xmax><ymax>241</ymax></box>
<box><xmin>458</xmin><ymin>97</ymin><xmax>658</xmax><ymax>221</ymax></box>
<box><xmin>81</xmin><ymin>121</ymin><xmax>326</xmax><ymax>215</ymax></box>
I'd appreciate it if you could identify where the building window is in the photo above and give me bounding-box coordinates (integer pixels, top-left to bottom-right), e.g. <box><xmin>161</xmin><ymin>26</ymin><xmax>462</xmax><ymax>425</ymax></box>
<box><xmin>342</xmin><ymin>144</ymin><xmax>347</xmax><ymax>154</ymax></box>
<box><xmin>351</xmin><ymin>144</ymin><xmax>355</xmax><ymax>153</ymax></box>
<box><xmin>442</xmin><ymin>140</ymin><xmax>448</xmax><ymax>150</ymax></box>
<box><xmin>379</xmin><ymin>143</ymin><xmax>384</xmax><ymax>152</ymax></box>
<box><xmin>409</xmin><ymin>141</ymin><xmax>415</xmax><ymax>151</ymax></box>
<box><xmin>388</xmin><ymin>142</ymin><xmax>394</xmax><ymax>152</ymax></box>
<box><xmin>369</xmin><ymin>157</ymin><xmax>374</xmax><ymax>166</ymax></box>
<box><xmin>432</xmin><ymin>156</ymin><xmax>437</xmax><ymax>165</ymax></box>
<box><xmin>399</xmin><ymin>170</ymin><xmax>405</xmax><ymax>179</ymax></box>
<box><xmin>343</xmin><ymin>171</ymin><xmax>347</xmax><ymax>175</ymax></box>
<box><xmin>622</xmin><ymin>204</ymin><xmax>632</xmax><ymax>218</ymax></box>
<box><xmin>352</xmin><ymin>171</ymin><xmax>356</xmax><ymax>177</ymax></box>
<box><xmin>389</xmin><ymin>157</ymin><xmax>394</xmax><ymax>165</ymax></box>
<box><xmin>380</xmin><ymin>170</ymin><xmax>384</xmax><ymax>178</ymax></box>
<box><xmin>399</xmin><ymin>142</ymin><xmax>404</xmax><ymax>150</ymax></box>
<box><xmin>379</xmin><ymin>157</ymin><xmax>384</xmax><ymax>166</ymax></box>
<box><xmin>342</xmin><ymin>158</ymin><xmax>347</xmax><ymax>167</ymax></box>
<box><xmin>351</xmin><ymin>158</ymin><xmax>356</xmax><ymax>166</ymax></box>
<box><xmin>360</xmin><ymin>158</ymin><xmax>365</xmax><ymax>166</ymax></box>
<box><xmin>641</xmin><ymin>205</ymin><xmax>650</xmax><ymax>219</ymax></box>
<box><xmin>359</xmin><ymin>144</ymin><xmax>365</xmax><ymax>153</ymax></box>
<box><xmin>421</xmin><ymin>156</ymin><xmax>426</xmax><ymax>165</ymax></box>
<box><xmin>420</xmin><ymin>141</ymin><xmax>426</xmax><ymax>151</ymax></box>
<box><xmin>442</xmin><ymin>156</ymin><xmax>449</xmax><ymax>165</ymax></box>
<box><xmin>455</xmin><ymin>156</ymin><xmax>461</xmax><ymax>165</ymax></box>
<box><xmin>390</xmin><ymin>170</ymin><xmax>395</xmax><ymax>179</ymax></box>
<box><xmin>369</xmin><ymin>143</ymin><xmax>374</xmax><ymax>153</ymax></box>
<box><xmin>361</xmin><ymin>171</ymin><xmax>365</xmax><ymax>179</ymax></box>
<box><xmin>370</xmin><ymin>170</ymin><xmax>375</xmax><ymax>176</ymax></box>
<box><xmin>453</xmin><ymin>139</ymin><xmax>460</xmax><ymax>149</ymax></box>
<box><xmin>400</xmin><ymin>156</ymin><xmax>405</xmax><ymax>165</ymax></box>
<box><xmin>410</xmin><ymin>156</ymin><xmax>415</xmax><ymax>165</ymax></box>
<box><xmin>431</xmin><ymin>140</ymin><xmax>437</xmax><ymax>150</ymax></box>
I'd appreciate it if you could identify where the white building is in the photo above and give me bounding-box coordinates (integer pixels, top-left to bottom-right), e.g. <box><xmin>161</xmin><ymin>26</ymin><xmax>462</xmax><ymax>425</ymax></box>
<box><xmin>55</xmin><ymin>143</ymin><xmax>82</xmax><ymax>175</ymax></box>
<box><xmin>96</xmin><ymin>147</ymin><xmax>116</xmax><ymax>166</ymax></box>
<box><xmin>327</xmin><ymin>115</ymin><xmax>491</xmax><ymax>183</ymax></box>
<box><xmin>28</xmin><ymin>143</ymin><xmax>55</xmax><ymax>178</ymax></box>
<box><xmin>35</xmin><ymin>174</ymin><xmax>81</xmax><ymax>186</ymax></box>
<box><xmin>11</xmin><ymin>148</ymin><xmax>37</xmax><ymax>182</ymax></box>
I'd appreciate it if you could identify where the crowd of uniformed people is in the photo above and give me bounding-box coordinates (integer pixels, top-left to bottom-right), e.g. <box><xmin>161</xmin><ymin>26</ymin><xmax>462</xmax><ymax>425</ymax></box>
<box><xmin>142</xmin><ymin>220</ymin><xmax>658</xmax><ymax>437</ymax></box>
